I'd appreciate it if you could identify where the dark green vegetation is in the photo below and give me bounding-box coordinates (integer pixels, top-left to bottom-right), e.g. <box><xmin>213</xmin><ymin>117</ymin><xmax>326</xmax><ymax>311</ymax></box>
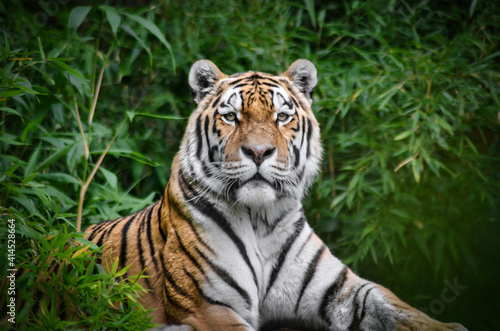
<box><xmin>1</xmin><ymin>0</ymin><xmax>499</xmax><ymax>329</ymax></box>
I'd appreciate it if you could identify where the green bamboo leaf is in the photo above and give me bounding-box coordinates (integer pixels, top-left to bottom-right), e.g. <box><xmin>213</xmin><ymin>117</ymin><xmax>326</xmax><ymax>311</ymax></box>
<box><xmin>126</xmin><ymin>110</ymin><xmax>136</xmax><ymax>122</ymax></box>
<box><xmin>331</xmin><ymin>191</ymin><xmax>347</xmax><ymax>208</ymax></box>
<box><xmin>38</xmin><ymin>173</ymin><xmax>81</xmax><ymax>185</ymax></box>
<box><xmin>133</xmin><ymin>112</ymin><xmax>185</xmax><ymax>120</ymax></box>
<box><xmin>469</xmin><ymin>0</ymin><xmax>478</xmax><ymax>17</ymax></box>
<box><xmin>3</xmin><ymin>30</ymin><xmax>10</xmax><ymax>52</ymax></box>
<box><xmin>411</xmin><ymin>159</ymin><xmax>421</xmax><ymax>183</ymax></box>
<box><xmin>34</xmin><ymin>142</ymin><xmax>76</xmax><ymax>173</ymax></box>
<box><xmin>123</xmin><ymin>13</ymin><xmax>176</xmax><ymax>71</ymax></box>
<box><xmin>114</xmin><ymin>264</ymin><xmax>130</xmax><ymax>278</ymax></box>
<box><xmin>17</xmin><ymin>223</ymin><xmax>42</xmax><ymax>240</ymax></box>
<box><xmin>37</xmin><ymin>37</ymin><xmax>46</xmax><ymax>59</ymax></box>
<box><xmin>111</xmin><ymin>257</ymin><xmax>119</xmax><ymax>275</ymax></box>
<box><xmin>100</xmin><ymin>6</ymin><xmax>121</xmax><ymax>36</ymax></box>
<box><xmin>67</xmin><ymin>138</ymin><xmax>85</xmax><ymax>172</ymax></box>
<box><xmin>68</xmin><ymin>6</ymin><xmax>92</xmax><ymax>36</ymax></box>
<box><xmin>47</xmin><ymin>45</ymin><xmax>66</xmax><ymax>58</ymax></box>
<box><xmin>0</xmin><ymin>106</ymin><xmax>22</xmax><ymax>117</ymax></box>
<box><xmin>348</xmin><ymin>172</ymin><xmax>361</xmax><ymax>191</ymax></box>
<box><xmin>304</xmin><ymin>0</ymin><xmax>316</xmax><ymax>28</ymax></box>
<box><xmin>50</xmin><ymin>58</ymin><xmax>88</xmax><ymax>80</ymax></box>
<box><xmin>0</xmin><ymin>134</ymin><xmax>26</xmax><ymax>146</ymax></box>
<box><xmin>393</xmin><ymin>130</ymin><xmax>412</xmax><ymax>141</ymax></box>
<box><xmin>22</xmin><ymin>172</ymin><xmax>38</xmax><ymax>185</ymax></box>
<box><xmin>25</xmin><ymin>143</ymin><xmax>42</xmax><ymax>176</ymax></box>
<box><xmin>377</xmin><ymin>83</ymin><xmax>401</xmax><ymax>110</ymax></box>
<box><xmin>120</xmin><ymin>24</ymin><xmax>153</xmax><ymax>66</ymax></box>
<box><xmin>100</xmin><ymin>167</ymin><xmax>118</xmax><ymax>190</ymax></box>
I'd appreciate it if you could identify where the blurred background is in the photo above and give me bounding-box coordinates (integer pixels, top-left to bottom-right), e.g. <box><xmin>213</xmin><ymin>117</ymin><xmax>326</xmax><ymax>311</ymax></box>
<box><xmin>1</xmin><ymin>0</ymin><xmax>499</xmax><ymax>329</ymax></box>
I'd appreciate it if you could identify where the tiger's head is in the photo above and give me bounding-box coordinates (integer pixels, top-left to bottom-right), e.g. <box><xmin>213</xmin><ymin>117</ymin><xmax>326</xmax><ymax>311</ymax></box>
<box><xmin>179</xmin><ymin>60</ymin><xmax>321</xmax><ymax>209</ymax></box>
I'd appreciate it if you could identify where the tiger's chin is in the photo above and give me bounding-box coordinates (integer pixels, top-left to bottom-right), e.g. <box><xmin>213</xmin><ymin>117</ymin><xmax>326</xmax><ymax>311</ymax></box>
<box><xmin>235</xmin><ymin>181</ymin><xmax>277</xmax><ymax>208</ymax></box>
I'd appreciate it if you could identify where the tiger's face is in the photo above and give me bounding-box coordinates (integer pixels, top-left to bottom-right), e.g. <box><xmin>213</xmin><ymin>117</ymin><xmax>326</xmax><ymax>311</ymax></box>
<box><xmin>180</xmin><ymin>60</ymin><xmax>321</xmax><ymax>208</ymax></box>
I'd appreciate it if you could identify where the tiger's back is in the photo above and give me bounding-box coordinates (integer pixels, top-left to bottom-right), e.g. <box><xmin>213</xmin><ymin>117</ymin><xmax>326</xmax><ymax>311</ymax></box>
<box><xmin>85</xmin><ymin>60</ymin><xmax>466</xmax><ymax>331</ymax></box>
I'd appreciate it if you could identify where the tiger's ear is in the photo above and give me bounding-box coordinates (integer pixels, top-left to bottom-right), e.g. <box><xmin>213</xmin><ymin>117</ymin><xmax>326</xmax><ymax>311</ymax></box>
<box><xmin>189</xmin><ymin>60</ymin><xmax>226</xmax><ymax>104</ymax></box>
<box><xmin>283</xmin><ymin>59</ymin><xmax>318</xmax><ymax>103</ymax></box>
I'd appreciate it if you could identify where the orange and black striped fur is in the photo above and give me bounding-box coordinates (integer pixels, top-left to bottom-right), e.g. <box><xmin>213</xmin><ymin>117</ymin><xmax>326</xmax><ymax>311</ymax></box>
<box><xmin>85</xmin><ymin>60</ymin><xmax>467</xmax><ymax>330</ymax></box>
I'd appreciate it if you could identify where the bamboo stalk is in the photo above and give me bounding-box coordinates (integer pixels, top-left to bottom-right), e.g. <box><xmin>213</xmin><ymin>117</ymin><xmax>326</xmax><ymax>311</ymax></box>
<box><xmin>89</xmin><ymin>64</ymin><xmax>106</xmax><ymax>125</ymax></box>
<box><xmin>76</xmin><ymin>142</ymin><xmax>111</xmax><ymax>232</ymax></box>
<box><xmin>72</xmin><ymin>92</ymin><xmax>89</xmax><ymax>160</ymax></box>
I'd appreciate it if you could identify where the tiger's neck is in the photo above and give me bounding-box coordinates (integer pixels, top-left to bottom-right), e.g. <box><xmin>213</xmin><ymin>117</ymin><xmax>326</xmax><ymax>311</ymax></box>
<box><xmin>165</xmin><ymin>156</ymin><xmax>304</xmax><ymax>237</ymax></box>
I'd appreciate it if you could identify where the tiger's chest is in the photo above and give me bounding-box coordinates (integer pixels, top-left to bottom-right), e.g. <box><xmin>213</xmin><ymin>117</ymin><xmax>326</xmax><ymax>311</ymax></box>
<box><xmin>163</xmin><ymin>199</ymin><xmax>307</xmax><ymax>327</ymax></box>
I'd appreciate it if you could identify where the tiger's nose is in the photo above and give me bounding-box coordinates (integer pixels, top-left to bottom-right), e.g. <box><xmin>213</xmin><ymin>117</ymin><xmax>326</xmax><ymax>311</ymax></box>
<box><xmin>241</xmin><ymin>146</ymin><xmax>276</xmax><ymax>166</ymax></box>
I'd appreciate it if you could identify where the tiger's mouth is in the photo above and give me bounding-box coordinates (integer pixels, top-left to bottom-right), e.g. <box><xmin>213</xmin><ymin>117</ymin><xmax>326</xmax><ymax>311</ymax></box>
<box><xmin>234</xmin><ymin>174</ymin><xmax>278</xmax><ymax>207</ymax></box>
<box><xmin>241</xmin><ymin>173</ymin><xmax>272</xmax><ymax>186</ymax></box>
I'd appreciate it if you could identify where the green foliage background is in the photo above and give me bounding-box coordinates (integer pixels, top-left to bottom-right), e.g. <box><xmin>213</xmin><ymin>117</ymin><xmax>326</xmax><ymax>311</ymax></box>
<box><xmin>1</xmin><ymin>0</ymin><xmax>499</xmax><ymax>329</ymax></box>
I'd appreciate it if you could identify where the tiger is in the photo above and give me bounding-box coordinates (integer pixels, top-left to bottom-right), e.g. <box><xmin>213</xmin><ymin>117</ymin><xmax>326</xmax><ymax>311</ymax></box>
<box><xmin>84</xmin><ymin>60</ymin><xmax>467</xmax><ymax>331</ymax></box>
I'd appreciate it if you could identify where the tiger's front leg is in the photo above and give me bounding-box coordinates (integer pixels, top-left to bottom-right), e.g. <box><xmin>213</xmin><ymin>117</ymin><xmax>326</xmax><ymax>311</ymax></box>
<box><xmin>261</xmin><ymin>231</ymin><xmax>467</xmax><ymax>331</ymax></box>
<box><xmin>319</xmin><ymin>268</ymin><xmax>467</xmax><ymax>331</ymax></box>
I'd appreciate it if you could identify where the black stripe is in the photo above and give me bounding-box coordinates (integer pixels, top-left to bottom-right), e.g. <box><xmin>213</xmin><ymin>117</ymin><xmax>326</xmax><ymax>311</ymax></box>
<box><xmin>146</xmin><ymin>202</ymin><xmax>160</xmax><ymax>272</ymax></box>
<box><xmin>164</xmin><ymin>265</ymin><xmax>195</xmax><ymax>301</ymax></box>
<box><xmin>169</xmin><ymin>221</ymin><xmax>250</xmax><ymax>308</ymax></box>
<box><xmin>169</xmin><ymin>193</ymin><xmax>216</xmax><ymax>255</ymax></box>
<box><xmin>319</xmin><ymin>266</ymin><xmax>348</xmax><ymax>322</ymax></box>
<box><xmin>228</xmin><ymin>77</ymin><xmax>246</xmax><ymax>86</ymax></box>
<box><xmin>300</xmin><ymin>116</ymin><xmax>306</xmax><ymax>148</ymax></box>
<box><xmin>211</xmin><ymin>95</ymin><xmax>221</xmax><ymax>108</ymax></box>
<box><xmin>194</xmin><ymin>246</ymin><xmax>252</xmax><ymax>308</ymax></box>
<box><xmin>137</xmin><ymin>206</ymin><xmax>150</xmax><ymax>266</ymax></box>
<box><xmin>240</xmin><ymin>92</ymin><xmax>245</xmax><ymax>112</ymax></box>
<box><xmin>359</xmin><ymin>287</ymin><xmax>374</xmax><ymax>322</ymax></box>
<box><xmin>158</xmin><ymin>249</ymin><xmax>195</xmax><ymax>308</ymax></box>
<box><xmin>86</xmin><ymin>220</ymin><xmax>111</xmax><ymax>241</ymax></box>
<box><xmin>88</xmin><ymin>217</ymin><xmax>120</xmax><ymax>242</ymax></box>
<box><xmin>290</xmin><ymin>117</ymin><xmax>301</xmax><ymax>132</ymax></box>
<box><xmin>95</xmin><ymin>218</ymin><xmax>121</xmax><ymax>247</ymax></box>
<box><xmin>295</xmin><ymin>231</ymin><xmax>314</xmax><ymax>258</ymax></box>
<box><xmin>264</xmin><ymin>207</ymin><xmax>296</xmax><ymax>236</ymax></box>
<box><xmin>261</xmin><ymin>82</ymin><xmax>280</xmax><ymax>88</ymax></box>
<box><xmin>184</xmin><ymin>269</ymin><xmax>232</xmax><ymax>309</ymax></box>
<box><xmin>164</xmin><ymin>283</ymin><xmax>194</xmax><ymax>315</ymax></box>
<box><xmin>119</xmin><ymin>213</ymin><xmax>139</xmax><ymax>269</ymax></box>
<box><xmin>136</xmin><ymin>209</ymin><xmax>153</xmax><ymax>290</ymax></box>
<box><xmin>179</xmin><ymin>171</ymin><xmax>259</xmax><ymax>288</ymax></box>
<box><xmin>172</xmin><ymin>223</ymin><xmax>205</xmax><ymax>274</ymax></box>
<box><xmin>348</xmin><ymin>284</ymin><xmax>372</xmax><ymax>331</ymax></box>
<box><xmin>157</xmin><ymin>200</ymin><xmax>167</xmax><ymax>241</ymax></box>
<box><xmin>195</xmin><ymin>115</ymin><xmax>203</xmax><ymax>160</ymax></box>
<box><xmin>306</xmin><ymin>118</ymin><xmax>313</xmax><ymax>158</ymax></box>
<box><xmin>204</xmin><ymin>116</ymin><xmax>216</xmax><ymax>165</ymax></box>
<box><xmin>233</xmin><ymin>82</ymin><xmax>252</xmax><ymax>89</ymax></box>
<box><xmin>293</xmin><ymin>145</ymin><xmax>300</xmax><ymax>168</ymax></box>
<box><xmin>244</xmin><ymin>73</ymin><xmax>264</xmax><ymax>81</ymax></box>
<box><xmin>86</xmin><ymin>225</ymin><xmax>103</xmax><ymax>243</ymax></box>
<box><xmin>294</xmin><ymin>244</ymin><xmax>327</xmax><ymax>313</ymax></box>
<box><xmin>265</xmin><ymin>217</ymin><xmax>306</xmax><ymax>297</ymax></box>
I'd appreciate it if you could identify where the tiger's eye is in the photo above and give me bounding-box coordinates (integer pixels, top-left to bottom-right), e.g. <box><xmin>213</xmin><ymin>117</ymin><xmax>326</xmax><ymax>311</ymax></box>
<box><xmin>277</xmin><ymin>113</ymin><xmax>289</xmax><ymax>122</ymax></box>
<box><xmin>224</xmin><ymin>112</ymin><xmax>236</xmax><ymax>122</ymax></box>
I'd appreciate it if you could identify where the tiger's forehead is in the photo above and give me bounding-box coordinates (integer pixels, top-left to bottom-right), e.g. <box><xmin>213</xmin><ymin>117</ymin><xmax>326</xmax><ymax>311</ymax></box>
<box><xmin>216</xmin><ymin>71</ymin><xmax>295</xmax><ymax>115</ymax></box>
